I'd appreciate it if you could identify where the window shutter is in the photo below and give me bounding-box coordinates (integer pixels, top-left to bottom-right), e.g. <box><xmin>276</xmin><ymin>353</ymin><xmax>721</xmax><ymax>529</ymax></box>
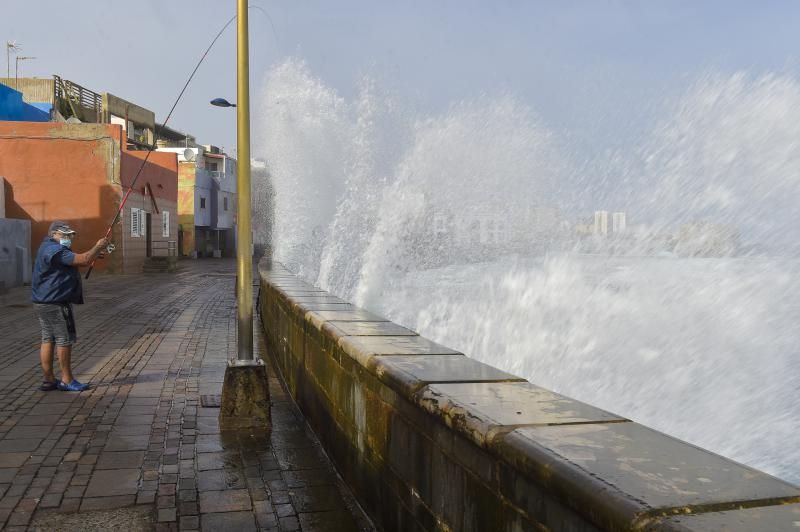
<box><xmin>162</xmin><ymin>211</ymin><xmax>170</xmax><ymax>237</ymax></box>
<box><xmin>139</xmin><ymin>210</ymin><xmax>147</xmax><ymax>237</ymax></box>
<box><xmin>131</xmin><ymin>208</ymin><xmax>140</xmax><ymax>237</ymax></box>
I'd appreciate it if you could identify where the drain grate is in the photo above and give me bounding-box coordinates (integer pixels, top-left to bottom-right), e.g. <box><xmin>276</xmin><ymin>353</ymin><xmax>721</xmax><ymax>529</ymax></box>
<box><xmin>200</xmin><ymin>394</ymin><xmax>222</xmax><ymax>408</ymax></box>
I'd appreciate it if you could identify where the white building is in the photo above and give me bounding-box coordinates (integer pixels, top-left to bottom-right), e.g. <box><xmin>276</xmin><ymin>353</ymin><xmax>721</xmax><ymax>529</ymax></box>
<box><xmin>593</xmin><ymin>211</ymin><xmax>609</xmax><ymax>235</ymax></box>
<box><xmin>612</xmin><ymin>212</ymin><xmax>627</xmax><ymax>233</ymax></box>
<box><xmin>157</xmin><ymin>129</ymin><xmax>237</xmax><ymax>258</ymax></box>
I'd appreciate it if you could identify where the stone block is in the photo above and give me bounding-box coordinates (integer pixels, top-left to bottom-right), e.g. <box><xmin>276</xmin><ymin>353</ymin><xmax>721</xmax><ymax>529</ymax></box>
<box><xmin>297</xmin><ymin>510</ymin><xmax>360</xmax><ymax>531</ymax></box>
<box><xmin>280</xmin><ymin>468</ymin><xmax>334</xmax><ymax>488</ymax></box>
<box><xmin>0</xmin><ymin>454</ymin><xmax>32</xmax><ymax>468</ymax></box>
<box><xmin>79</xmin><ymin>495</ymin><xmax>136</xmax><ymax>511</ymax></box>
<box><xmin>0</xmin><ymin>439</ymin><xmax>42</xmax><ymax>452</ymax></box>
<box><xmin>495</xmin><ymin>423</ymin><xmax>800</xmax><ymax>530</ymax></box>
<box><xmin>369</xmin><ymin>354</ymin><xmax>525</xmax><ymax>397</ymax></box>
<box><xmin>287</xmin><ymin>295</ymin><xmax>346</xmax><ymax>305</ymax></box>
<box><xmin>655</xmin><ymin>503</ymin><xmax>800</xmax><ymax>531</ymax></box>
<box><xmin>201</xmin><ymin>511</ymin><xmax>256</xmax><ymax>531</ymax></box>
<box><xmin>273</xmin><ymin>446</ymin><xmax>326</xmax><ymax>472</ymax></box>
<box><xmin>95</xmin><ymin>451</ymin><xmax>145</xmax><ymax>469</ymax></box>
<box><xmin>197</xmin><ymin>469</ymin><xmax>245</xmax><ymax>491</ymax></box>
<box><xmin>218</xmin><ymin>360</ymin><xmax>271</xmax><ymax>431</ymax></box>
<box><xmin>103</xmin><ymin>434</ymin><xmax>150</xmax><ymax>451</ymax></box>
<box><xmin>198</xmin><ymin>489</ymin><xmax>251</xmax><ymax>513</ymax></box>
<box><xmin>288</xmin><ymin>313</ymin><xmax>306</xmax><ymax>363</ymax></box>
<box><xmin>417</xmin><ymin>381</ymin><xmax>625</xmax><ymax>447</ymax></box>
<box><xmin>338</xmin><ymin>335</ymin><xmax>460</xmax><ymax>367</ymax></box>
<box><xmin>295</xmin><ymin>302</ymin><xmax>355</xmax><ymax>312</ymax></box>
<box><xmin>324</xmin><ymin>321</ymin><xmax>417</xmax><ymax>337</ymax></box>
<box><xmin>306</xmin><ymin>309</ymin><xmax>388</xmax><ymax>327</ymax></box>
<box><xmin>84</xmin><ymin>469</ymin><xmax>140</xmax><ymax>497</ymax></box>
<box><xmin>387</xmin><ymin>413</ymin><xmax>433</xmax><ymax>503</ymax></box>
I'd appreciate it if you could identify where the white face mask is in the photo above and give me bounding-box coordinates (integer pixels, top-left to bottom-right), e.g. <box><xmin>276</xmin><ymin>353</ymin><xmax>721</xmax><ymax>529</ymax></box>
<box><xmin>59</xmin><ymin>237</ymin><xmax>72</xmax><ymax>248</ymax></box>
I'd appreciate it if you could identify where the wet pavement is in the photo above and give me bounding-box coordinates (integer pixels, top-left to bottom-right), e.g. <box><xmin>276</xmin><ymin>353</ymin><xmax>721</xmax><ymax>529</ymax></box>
<box><xmin>0</xmin><ymin>260</ymin><xmax>372</xmax><ymax>531</ymax></box>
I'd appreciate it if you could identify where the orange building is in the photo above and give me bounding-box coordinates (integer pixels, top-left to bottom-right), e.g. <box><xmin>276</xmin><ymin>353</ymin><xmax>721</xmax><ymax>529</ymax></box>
<box><xmin>0</xmin><ymin>121</ymin><xmax>178</xmax><ymax>273</ymax></box>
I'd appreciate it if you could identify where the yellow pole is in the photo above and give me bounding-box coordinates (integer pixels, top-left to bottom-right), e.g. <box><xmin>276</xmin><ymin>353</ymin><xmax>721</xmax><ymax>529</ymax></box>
<box><xmin>236</xmin><ymin>0</ymin><xmax>253</xmax><ymax>360</ymax></box>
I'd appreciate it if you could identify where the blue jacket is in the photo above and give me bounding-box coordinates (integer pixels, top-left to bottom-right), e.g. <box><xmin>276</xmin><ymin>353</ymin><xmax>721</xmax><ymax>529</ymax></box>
<box><xmin>31</xmin><ymin>237</ymin><xmax>84</xmax><ymax>304</ymax></box>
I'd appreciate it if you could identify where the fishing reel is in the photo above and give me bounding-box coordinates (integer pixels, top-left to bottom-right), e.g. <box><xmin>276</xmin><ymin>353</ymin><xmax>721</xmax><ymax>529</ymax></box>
<box><xmin>106</xmin><ymin>243</ymin><xmax>116</xmax><ymax>254</ymax></box>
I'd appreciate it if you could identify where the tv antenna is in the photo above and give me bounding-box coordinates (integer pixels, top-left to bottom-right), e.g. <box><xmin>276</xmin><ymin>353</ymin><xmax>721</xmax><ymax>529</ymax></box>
<box><xmin>5</xmin><ymin>41</ymin><xmax>21</xmax><ymax>79</ymax></box>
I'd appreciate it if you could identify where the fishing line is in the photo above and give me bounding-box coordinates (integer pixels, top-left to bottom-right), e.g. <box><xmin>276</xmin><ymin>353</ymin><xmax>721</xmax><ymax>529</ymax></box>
<box><xmin>87</xmin><ymin>3</ymin><xmax>277</xmax><ymax>279</ymax></box>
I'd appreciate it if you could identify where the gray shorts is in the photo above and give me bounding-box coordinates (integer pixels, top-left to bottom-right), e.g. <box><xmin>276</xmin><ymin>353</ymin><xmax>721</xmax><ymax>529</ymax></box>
<box><xmin>34</xmin><ymin>303</ymin><xmax>77</xmax><ymax>347</ymax></box>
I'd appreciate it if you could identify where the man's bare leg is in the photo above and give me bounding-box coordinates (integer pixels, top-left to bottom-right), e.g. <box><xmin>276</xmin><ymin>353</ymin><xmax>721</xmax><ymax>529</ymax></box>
<box><xmin>40</xmin><ymin>342</ymin><xmax>56</xmax><ymax>382</ymax></box>
<box><xmin>57</xmin><ymin>345</ymin><xmax>74</xmax><ymax>384</ymax></box>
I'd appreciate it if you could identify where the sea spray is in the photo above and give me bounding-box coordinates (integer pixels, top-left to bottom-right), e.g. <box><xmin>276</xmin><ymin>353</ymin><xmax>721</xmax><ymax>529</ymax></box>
<box><xmin>255</xmin><ymin>59</ymin><xmax>800</xmax><ymax>484</ymax></box>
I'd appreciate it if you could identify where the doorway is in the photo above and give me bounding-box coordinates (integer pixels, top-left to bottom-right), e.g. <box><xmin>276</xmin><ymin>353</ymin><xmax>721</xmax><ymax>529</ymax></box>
<box><xmin>145</xmin><ymin>212</ymin><xmax>152</xmax><ymax>257</ymax></box>
<box><xmin>178</xmin><ymin>225</ymin><xmax>184</xmax><ymax>257</ymax></box>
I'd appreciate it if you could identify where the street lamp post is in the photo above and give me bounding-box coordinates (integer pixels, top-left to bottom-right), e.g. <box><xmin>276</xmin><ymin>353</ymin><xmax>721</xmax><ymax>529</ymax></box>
<box><xmin>218</xmin><ymin>0</ymin><xmax>270</xmax><ymax>431</ymax></box>
<box><xmin>235</xmin><ymin>0</ymin><xmax>254</xmax><ymax>363</ymax></box>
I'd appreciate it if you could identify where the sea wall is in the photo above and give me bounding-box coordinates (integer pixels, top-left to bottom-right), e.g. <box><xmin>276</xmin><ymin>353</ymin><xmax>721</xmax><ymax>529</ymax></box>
<box><xmin>258</xmin><ymin>259</ymin><xmax>800</xmax><ymax>531</ymax></box>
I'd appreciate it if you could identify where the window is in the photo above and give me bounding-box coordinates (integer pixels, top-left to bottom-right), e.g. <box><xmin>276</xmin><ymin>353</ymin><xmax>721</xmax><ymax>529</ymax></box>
<box><xmin>433</xmin><ymin>215</ymin><xmax>446</xmax><ymax>234</ymax></box>
<box><xmin>223</xmin><ymin>197</ymin><xmax>228</xmax><ymax>211</ymax></box>
<box><xmin>131</xmin><ymin>208</ymin><xmax>141</xmax><ymax>237</ymax></box>
<box><xmin>206</xmin><ymin>161</ymin><xmax>218</xmax><ymax>171</ymax></box>
<box><xmin>488</xmin><ymin>220</ymin><xmax>505</xmax><ymax>244</ymax></box>
<box><xmin>162</xmin><ymin>211</ymin><xmax>170</xmax><ymax>237</ymax></box>
<box><xmin>200</xmin><ymin>197</ymin><xmax>206</xmax><ymax>209</ymax></box>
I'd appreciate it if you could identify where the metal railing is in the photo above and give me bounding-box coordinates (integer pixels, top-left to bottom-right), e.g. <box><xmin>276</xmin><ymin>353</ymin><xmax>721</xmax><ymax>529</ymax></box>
<box><xmin>151</xmin><ymin>240</ymin><xmax>178</xmax><ymax>257</ymax></box>
<box><xmin>156</xmin><ymin>138</ymin><xmax>193</xmax><ymax>149</ymax></box>
<box><xmin>53</xmin><ymin>75</ymin><xmax>102</xmax><ymax>122</ymax></box>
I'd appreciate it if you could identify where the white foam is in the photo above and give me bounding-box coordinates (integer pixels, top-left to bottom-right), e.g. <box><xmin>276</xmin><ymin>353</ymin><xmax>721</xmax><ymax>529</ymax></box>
<box><xmin>255</xmin><ymin>61</ymin><xmax>800</xmax><ymax>485</ymax></box>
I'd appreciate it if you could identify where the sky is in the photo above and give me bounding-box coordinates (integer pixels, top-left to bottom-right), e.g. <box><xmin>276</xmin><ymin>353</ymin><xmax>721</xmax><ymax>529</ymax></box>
<box><xmin>3</xmin><ymin>1</ymin><xmax>800</xmax><ymax>157</ymax></box>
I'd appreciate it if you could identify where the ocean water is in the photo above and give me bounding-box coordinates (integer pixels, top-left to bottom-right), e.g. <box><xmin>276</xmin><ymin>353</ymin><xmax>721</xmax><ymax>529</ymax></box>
<box><xmin>255</xmin><ymin>59</ymin><xmax>800</xmax><ymax>485</ymax></box>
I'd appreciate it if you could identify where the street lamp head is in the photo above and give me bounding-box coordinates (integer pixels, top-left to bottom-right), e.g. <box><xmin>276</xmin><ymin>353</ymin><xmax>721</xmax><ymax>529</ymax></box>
<box><xmin>210</xmin><ymin>97</ymin><xmax>236</xmax><ymax>108</ymax></box>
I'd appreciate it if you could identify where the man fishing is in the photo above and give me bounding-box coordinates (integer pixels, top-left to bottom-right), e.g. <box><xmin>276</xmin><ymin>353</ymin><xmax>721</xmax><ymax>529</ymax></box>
<box><xmin>32</xmin><ymin>221</ymin><xmax>109</xmax><ymax>392</ymax></box>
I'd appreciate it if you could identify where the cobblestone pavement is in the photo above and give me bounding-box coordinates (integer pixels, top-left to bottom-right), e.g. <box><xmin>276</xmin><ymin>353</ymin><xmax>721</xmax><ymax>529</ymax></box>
<box><xmin>0</xmin><ymin>260</ymin><xmax>372</xmax><ymax>532</ymax></box>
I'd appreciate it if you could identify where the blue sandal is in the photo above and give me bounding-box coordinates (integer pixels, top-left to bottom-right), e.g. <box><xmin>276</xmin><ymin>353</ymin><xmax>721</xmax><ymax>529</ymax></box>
<box><xmin>57</xmin><ymin>380</ymin><xmax>90</xmax><ymax>392</ymax></box>
<box><xmin>39</xmin><ymin>381</ymin><xmax>59</xmax><ymax>391</ymax></box>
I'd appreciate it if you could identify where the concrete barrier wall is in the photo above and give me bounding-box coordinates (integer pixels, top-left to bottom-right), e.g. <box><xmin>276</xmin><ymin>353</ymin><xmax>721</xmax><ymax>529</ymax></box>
<box><xmin>258</xmin><ymin>259</ymin><xmax>800</xmax><ymax>531</ymax></box>
<box><xmin>0</xmin><ymin>217</ymin><xmax>31</xmax><ymax>291</ymax></box>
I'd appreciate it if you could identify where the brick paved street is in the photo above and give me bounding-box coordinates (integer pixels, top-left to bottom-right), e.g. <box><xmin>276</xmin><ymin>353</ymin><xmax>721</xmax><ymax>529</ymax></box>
<box><xmin>0</xmin><ymin>260</ymin><xmax>371</xmax><ymax>532</ymax></box>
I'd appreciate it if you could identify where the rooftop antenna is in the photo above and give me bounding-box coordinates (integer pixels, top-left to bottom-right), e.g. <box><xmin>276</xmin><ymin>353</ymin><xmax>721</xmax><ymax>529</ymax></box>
<box><xmin>15</xmin><ymin>56</ymin><xmax>35</xmax><ymax>89</ymax></box>
<box><xmin>6</xmin><ymin>41</ymin><xmax>21</xmax><ymax>79</ymax></box>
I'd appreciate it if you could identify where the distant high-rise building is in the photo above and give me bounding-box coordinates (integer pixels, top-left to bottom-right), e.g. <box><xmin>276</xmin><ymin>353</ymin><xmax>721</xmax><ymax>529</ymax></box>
<box><xmin>593</xmin><ymin>211</ymin><xmax>609</xmax><ymax>235</ymax></box>
<box><xmin>612</xmin><ymin>212</ymin><xmax>627</xmax><ymax>233</ymax></box>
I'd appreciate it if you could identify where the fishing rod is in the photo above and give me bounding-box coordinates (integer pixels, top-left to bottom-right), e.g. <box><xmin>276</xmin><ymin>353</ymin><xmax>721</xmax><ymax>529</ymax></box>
<box><xmin>85</xmin><ymin>14</ymin><xmax>236</xmax><ymax>279</ymax></box>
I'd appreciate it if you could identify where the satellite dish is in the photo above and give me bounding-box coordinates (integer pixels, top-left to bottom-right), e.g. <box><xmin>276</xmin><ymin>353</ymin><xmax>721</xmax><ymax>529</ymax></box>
<box><xmin>183</xmin><ymin>148</ymin><xmax>196</xmax><ymax>162</ymax></box>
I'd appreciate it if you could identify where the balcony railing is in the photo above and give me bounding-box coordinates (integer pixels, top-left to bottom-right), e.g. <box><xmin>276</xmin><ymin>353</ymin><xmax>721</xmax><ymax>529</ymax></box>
<box><xmin>53</xmin><ymin>75</ymin><xmax>102</xmax><ymax>122</ymax></box>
